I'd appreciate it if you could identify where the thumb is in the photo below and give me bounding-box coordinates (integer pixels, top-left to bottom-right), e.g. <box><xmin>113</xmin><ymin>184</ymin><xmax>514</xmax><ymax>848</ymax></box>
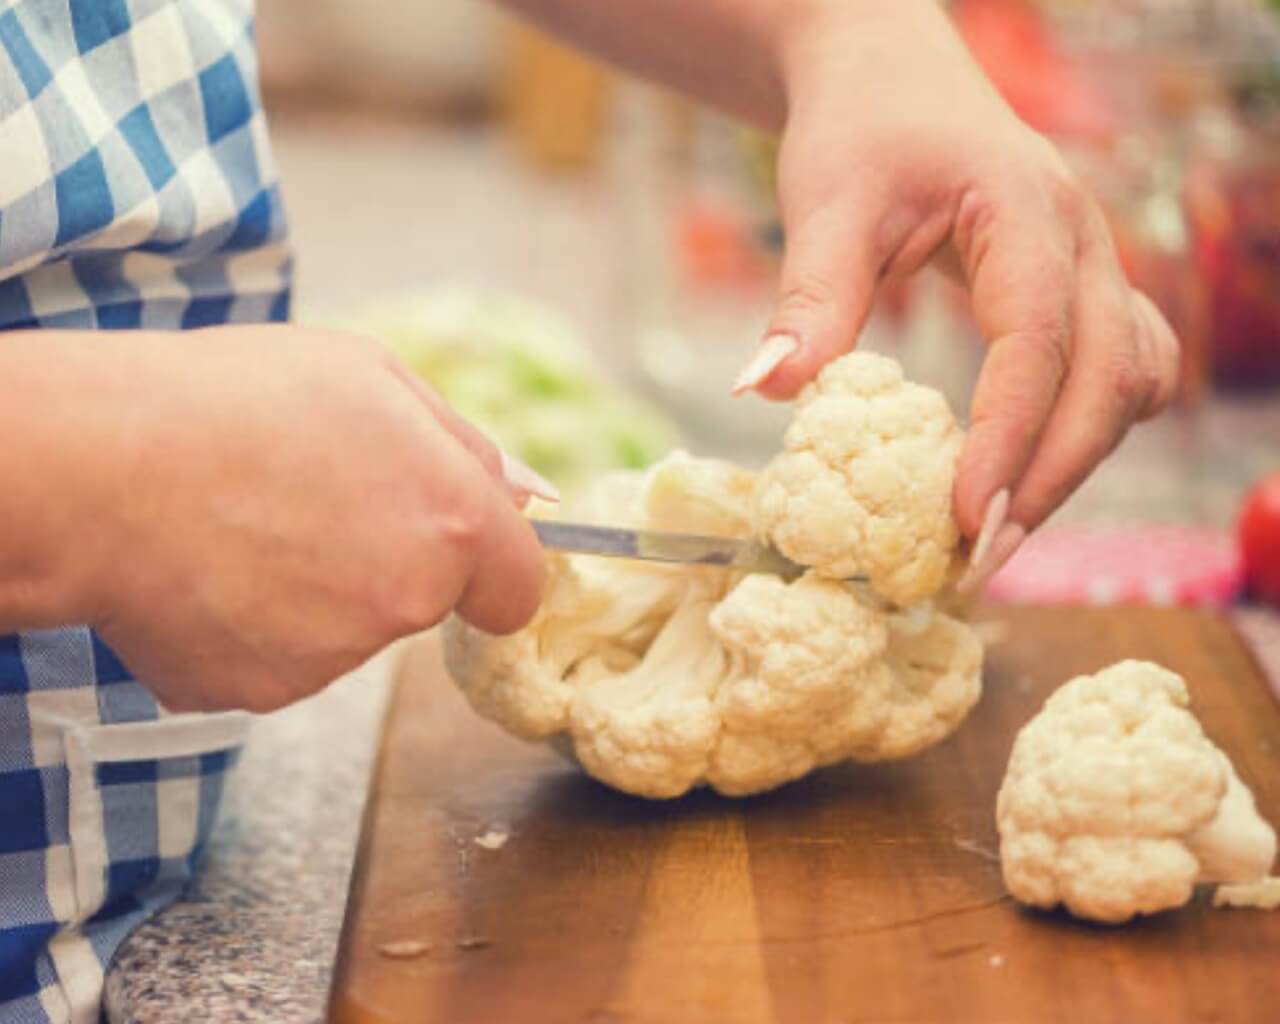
<box><xmin>734</xmin><ymin>199</ymin><xmax>879</xmax><ymax>399</ymax></box>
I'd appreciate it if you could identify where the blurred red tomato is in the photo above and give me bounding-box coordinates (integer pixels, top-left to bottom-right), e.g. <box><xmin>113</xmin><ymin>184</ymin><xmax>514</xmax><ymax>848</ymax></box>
<box><xmin>1240</xmin><ymin>473</ymin><xmax>1280</xmax><ymax>607</ymax></box>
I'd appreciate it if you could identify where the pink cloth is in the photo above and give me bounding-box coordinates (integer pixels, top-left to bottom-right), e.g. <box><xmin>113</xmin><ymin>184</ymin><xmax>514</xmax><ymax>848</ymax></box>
<box><xmin>984</xmin><ymin>524</ymin><xmax>1278</xmax><ymax>700</ymax></box>
<box><xmin>987</xmin><ymin>525</ymin><xmax>1244</xmax><ymax>608</ymax></box>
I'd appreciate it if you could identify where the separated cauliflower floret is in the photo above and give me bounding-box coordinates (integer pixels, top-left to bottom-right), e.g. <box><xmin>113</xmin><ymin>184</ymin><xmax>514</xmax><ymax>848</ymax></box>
<box><xmin>996</xmin><ymin>660</ymin><xmax>1277</xmax><ymax>924</ymax></box>
<box><xmin>445</xmin><ymin>452</ymin><xmax>986</xmax><ymax>799</ymax></box>
<box><xmin>754</xmin><ymin>352</ymin><xmax>965</xmax><ymax>607</ymax></box>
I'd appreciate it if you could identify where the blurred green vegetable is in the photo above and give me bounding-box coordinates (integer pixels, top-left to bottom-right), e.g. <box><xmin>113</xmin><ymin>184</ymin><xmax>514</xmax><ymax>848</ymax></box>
<box><xmin>347</xmin><ymin>288</ymin><xmax>679</xmax><ymax>492</ymax></box>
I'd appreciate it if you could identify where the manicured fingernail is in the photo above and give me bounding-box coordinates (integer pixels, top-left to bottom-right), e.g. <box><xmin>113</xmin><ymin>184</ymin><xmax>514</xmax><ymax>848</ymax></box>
<box><xmin>970</xmin><ymin>489</ymin><xmax>1010</xmax><ymax>570</ymax></box>
<box><xmin>732</xmin><ymin>334</ymin><xmax>799</xmax><ymax>395</ymax></box>
<box><xmin>501</xmin><ymin>451</ymin><xmax>560</xmax><ymax>503</ymax></box>
<box><xmin>958</xmin><ymin>521</ymin><xmax>1026</xmax><ymax>595</ymax></box>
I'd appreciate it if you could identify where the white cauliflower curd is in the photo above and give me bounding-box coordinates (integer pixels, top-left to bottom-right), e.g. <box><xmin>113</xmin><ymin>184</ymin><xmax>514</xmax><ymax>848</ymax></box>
<box><xmin>754</xmin><ymin>352</ymin><xmax>965</xmax><ymax>607</ymax></box>
<box><xmin>445</xmin><ymin>441</ymin><xmax>982</xmax><ymax>798</ymax></box>
<box><xmin>997</xmin><ymin>660</ymin><xmax>1277</xmax><ymax>924</ymax></box>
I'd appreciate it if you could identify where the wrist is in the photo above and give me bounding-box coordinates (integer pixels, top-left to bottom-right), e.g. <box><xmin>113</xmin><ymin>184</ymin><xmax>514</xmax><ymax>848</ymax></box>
<box><xmin>775</xmin><ymin>0</ymin><xmax>957</xmax><ymax>120</ymax></box>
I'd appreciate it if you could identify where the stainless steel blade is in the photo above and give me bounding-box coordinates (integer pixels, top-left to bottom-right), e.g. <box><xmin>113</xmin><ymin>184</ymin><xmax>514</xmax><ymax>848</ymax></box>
<box><xmin>531</xmin><ymin>520</ymin><xmax>863</xmax><ymax>581</ymax></box>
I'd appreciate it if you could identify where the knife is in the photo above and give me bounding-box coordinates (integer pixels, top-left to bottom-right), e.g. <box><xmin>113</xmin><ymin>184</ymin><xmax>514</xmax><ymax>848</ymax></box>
<box><xmin>531</xmin><ymin>519</ymin><xmax>867</xmax><ymax>582</ymax></box>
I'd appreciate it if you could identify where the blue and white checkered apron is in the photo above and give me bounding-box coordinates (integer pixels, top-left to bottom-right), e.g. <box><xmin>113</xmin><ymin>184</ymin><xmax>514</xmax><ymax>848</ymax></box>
<box><xmin>0</xmin><ymin>2</ymin><xmax>290</xmax><ymax>1020</ymax></box>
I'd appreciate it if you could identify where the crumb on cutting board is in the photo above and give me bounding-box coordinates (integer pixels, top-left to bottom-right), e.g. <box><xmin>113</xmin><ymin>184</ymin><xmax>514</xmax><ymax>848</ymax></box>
<box><xmin>474</xmin><ymin>829</ymin><xmax>510</xmax><ymax>851</ymax></box>
<box><xmin>954</xmin><ymin>837</ymin><xmax>1000</xmax><ymax>863</ymax></box>
<box><xmin>378</xmin><ymin>939</ymin><xmax>432</xmax><ymax>959</ymax></box>
<box><xmin>1213</xmin><ymin>877</ymin><xmax>1280</xmax><ymax>910</ymax></box>
<box><xmin>457</xmin><ymin>936</ymin><xmax>492</xmax><ymax>951</ymax></box>
<box><xmin>971</xmin><ymin>619</ymin><xmax>1010</xmax><ymax>647</ymax></box>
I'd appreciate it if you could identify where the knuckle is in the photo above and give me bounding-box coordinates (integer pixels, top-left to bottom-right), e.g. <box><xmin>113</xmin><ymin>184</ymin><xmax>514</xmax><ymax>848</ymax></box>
<box><xmin>1045</xmin><ymin>168</ymin><xmax>1086</xmax><ymax>223</ymax></box>
<box><xmin>969</xmin><ymin>391</ymin><xmax>1046</xmax><ymax>443</ymax></box>
<box><xmin>435</xmin><ymin>489</ymin><xmax>493</xmax><ymax>551</ymax></box>
<box><xmin>1146</xmin><ymin>350</ymin><xmax>1180</xmax><ymax>416</ymax></box>
<box><xmin>1108</xmin><ymin>351</ymin><xmax>1146</xmax><ymax>410</ymax></box>
<box><xmin>953</xmin><ymin>184</ymin><xmax>997</xmax><ymax>255</ymax></box>
<box><xmin>381</xmin><ymin>489</ymin><xmax>496</xmax><ymax>633</ymax></box>
<box><xmin>777</xmin><ymin>272</ymin><xmax>839</xmax><ymax>317</ymax></box>
<box><xmin>1136</xmin><ymin>300</ymin><xmax>1182</xmax><ymax>417</ymax></box>
<box><xmin>382</xmin><ymin>571</ymin><xmax>452</xmax><ymax>636</ymax></box>
<box><xmin>1008</xmin><ymin>324</ymin><xmax>1071</xmax><ymax>388</ymax></box>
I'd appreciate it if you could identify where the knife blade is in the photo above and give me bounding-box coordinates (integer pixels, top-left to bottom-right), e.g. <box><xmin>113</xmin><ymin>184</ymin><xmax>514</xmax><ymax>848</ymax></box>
<box><xmin>531</xmin><ymin>519</ymin><xmax>867</xmax><ymax>582</ymax></box>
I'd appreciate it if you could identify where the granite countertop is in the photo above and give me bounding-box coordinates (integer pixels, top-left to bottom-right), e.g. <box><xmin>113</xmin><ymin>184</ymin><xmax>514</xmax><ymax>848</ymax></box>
<box><xmin>103</xmin><ymin>117</ymin><xmax>1280</xmax><ymax>1023</ymax></box>
<box><xmin>104</xmin><ymin>646</ymin><xmax>397</xmax><ymax>1023</ymax></box>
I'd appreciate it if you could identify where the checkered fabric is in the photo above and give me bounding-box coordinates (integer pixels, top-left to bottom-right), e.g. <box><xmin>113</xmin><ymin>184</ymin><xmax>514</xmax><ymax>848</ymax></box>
<box><xmin>0</xmin><ymin>630</ymin><xmax>249</xmax><ymax>1024</ymax></box>
<box><xmin>0</xmin><ymin>0</ymin><xmax>291</xmax><ymax>329</ymax></box>
<box><xmin>0</xmin><ymin>2</ymin><xmax>288</xmax><ymax>1021</ymax></box>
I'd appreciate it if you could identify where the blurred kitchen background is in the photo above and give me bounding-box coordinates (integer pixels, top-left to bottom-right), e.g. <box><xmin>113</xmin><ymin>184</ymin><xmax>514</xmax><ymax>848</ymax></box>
<box><xmin>256</xmin><ymin>0</ymin><xmax>1280</xmax><ymax>609</ymax></box>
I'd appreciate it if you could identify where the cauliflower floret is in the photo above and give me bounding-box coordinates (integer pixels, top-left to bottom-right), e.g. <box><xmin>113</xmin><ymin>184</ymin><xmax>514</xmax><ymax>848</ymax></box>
<box><xmin>445</xmin><ymin>551</ymin><xmax>689</xmax><ymax>739</ymax></box>
<box><xmin>708</xmin><ymin>580</ymin><xmax>983</xmax><ymax>793</ymax></box>
<box><xmin>852</xmin><ymin>608</ymin><xmax>985</xmax><ymax>761</ymax></box>
<box><xmin>445</xmin><ymin>453</ymin><xmax>986</xmax><ymax>798</ymax></box>
<box><xmin>571</xmin><ymin>593</ymin><xmax>728</xmax><ymax>798</ymax></box>
<box><xmin>706</xmin><ymin>573</ymin><xmax>890</xmax><ymax>794</ymax></box>
<box><xmin>996</xmin><ymin>660</ymin><xmax>1277</xmax><ymax>924</ymax></box>
<box><xmin>753</xmin><ymin>352</ymin><xmax>964</xmax><ymax>607</ymax></box>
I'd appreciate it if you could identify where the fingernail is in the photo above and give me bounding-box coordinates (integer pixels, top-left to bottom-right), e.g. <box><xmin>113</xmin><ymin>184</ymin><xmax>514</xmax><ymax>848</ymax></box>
<box><xmin>501</xmin><ymin>451</ymin><xmax>560</xmax><ymax>504</ymax></box>
<box><xmin>732</xmin><ymin>334</ymin><xmax>799</xmax><ymax>395</ymax></box>
<box><xmin>969</xmin><ymin>489</ymin><xmax>1010</xmax><ymax>570</ymax></box>
<box><xmin>957</xmin><ymin>521</ymin><xmax>1026</xmax><ymax>596</ymax></box>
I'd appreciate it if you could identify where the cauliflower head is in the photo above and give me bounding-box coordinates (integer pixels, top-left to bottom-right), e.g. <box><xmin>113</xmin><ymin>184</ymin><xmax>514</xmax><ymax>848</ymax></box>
<box><xmin>753</xmin><ymin>352</ymin><xmax>965</xmax><ymax>607</ymax></box>
<box><xmin>444</xmin><ymin>453</ymin><xmax>984</xmax><ymax>799</ymax></box>
<box><xmin>996</xmin><ymin>660</ymin><xmax>1277</xmax><ymax>924</ymax></box>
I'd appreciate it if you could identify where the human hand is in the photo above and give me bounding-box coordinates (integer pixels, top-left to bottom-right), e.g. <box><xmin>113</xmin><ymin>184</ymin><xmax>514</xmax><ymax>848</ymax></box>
<box><xmin>77</xmin><ymin>325</ymin><xmax>551</xmax><ymax>712</ymax></box>
<box><xmin>732</xmin><ymin>0</ymin><xmax>1179</xmax><ymax>587</ymax></box>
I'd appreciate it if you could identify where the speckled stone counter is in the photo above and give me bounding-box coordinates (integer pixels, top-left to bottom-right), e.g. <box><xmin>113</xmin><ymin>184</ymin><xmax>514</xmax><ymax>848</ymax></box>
<box><xmin>103</xmin><ymin>646</ymin><xmax>398</xmax><ymax>1024</ymax></box>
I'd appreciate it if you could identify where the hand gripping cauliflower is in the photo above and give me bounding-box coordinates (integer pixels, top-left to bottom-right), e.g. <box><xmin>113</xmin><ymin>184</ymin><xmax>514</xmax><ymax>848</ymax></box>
<box><xmin>754</xmin><ymin>351</ymin><xmax>965</xmax><ymax>607</ymax></box>
<box><xmin>444</xmin><ymin>448</ymin><xmax>984</xmax><ymax>799</ymax></box>
<box><xmin>997</xmin><ymin>660</ymin><xmax>1277</xmax><ymax>924</ymax></box>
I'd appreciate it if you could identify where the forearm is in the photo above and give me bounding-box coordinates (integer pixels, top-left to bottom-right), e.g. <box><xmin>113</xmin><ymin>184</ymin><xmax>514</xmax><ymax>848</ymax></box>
<box><xmin>0</xmin><ymin>331</ymin><xmax>138</xmax><ymax>630</ymax></box>
<box><xmin>495</xmin><ymin>0</ymin><xmax>794</xmax><ymax>129</ymax></box>
<box><xmin>494</xmin><ymin>1</ymin><xmax>972</xmax><ymax>134</ymax></box>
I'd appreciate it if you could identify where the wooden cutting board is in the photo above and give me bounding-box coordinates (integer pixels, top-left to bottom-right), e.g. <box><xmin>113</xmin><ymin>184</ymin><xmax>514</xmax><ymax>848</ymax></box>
<box><xmin>329</xmin><ymin>607</ymin><xmax>1280</xmax><ymax>1024</ymax></box>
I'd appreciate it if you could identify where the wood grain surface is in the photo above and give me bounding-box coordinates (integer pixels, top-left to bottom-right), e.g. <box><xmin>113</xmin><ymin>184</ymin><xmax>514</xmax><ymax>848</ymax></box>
<box><xmin>329</xmin><ymin>607</ymin><xmax>1280</xmax><ymax>1024</ymax></box>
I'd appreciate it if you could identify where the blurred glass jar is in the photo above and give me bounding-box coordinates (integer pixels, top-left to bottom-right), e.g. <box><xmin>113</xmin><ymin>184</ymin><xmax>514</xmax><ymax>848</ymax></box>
<box><xmin>1043</xmin><ymin>0</ymin><xmax>1280</xmax><ymax>395</ymax></box>
<box><xmin>1185</xmin><ymin>62</ymin><xmax>1280</xmax><ymax>392</ymax></box>
<box><xmin>1061</xmin><ymin>127</ymin><xmax>1212</xmax><ymax>409</ymax></box>
<box><xmin>604</xmin><ymin>83</ymin><xmax>791</xmax><ymax>464</ymax></box>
